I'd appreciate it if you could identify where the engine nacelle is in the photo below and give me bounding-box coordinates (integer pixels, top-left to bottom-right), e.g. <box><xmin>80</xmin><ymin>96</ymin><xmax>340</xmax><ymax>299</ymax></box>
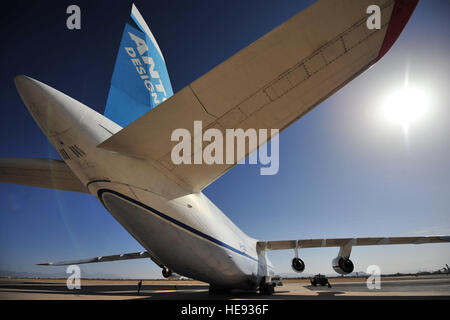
<box><xmin>162</xmin><ymin>267</ymin><xmax>182</xmax><ymax>279</ymax></box>
<box><xmin>291</xmin><ymin>257</ymin><xmax>305</xmax><ymax>273</ymax></box>
<box><xmin>332</xmin><ymin>256</ymin><xmax>354</xmax><ymax>275</ymax></box>
<box><xmin>162</xmin><ymin>267</ymin><xmax>172</xmax><ymax>278</ymax></box>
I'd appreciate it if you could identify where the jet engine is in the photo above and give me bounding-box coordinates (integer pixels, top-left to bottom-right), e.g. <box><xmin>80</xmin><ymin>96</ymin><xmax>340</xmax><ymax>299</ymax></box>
<box><xmin>162</xmin><ymin>267</ymin><xmax>182</xmax><ymax>279</ymax></box>
<box><xmin>332</xmin><ymin>256</ymin><xmax>354</xmax><ymax>275</ymax></box>
<box><xmin>291</xmin><ymin>257</ymin><xmax>305</xmax><ymax>273</ymax></box>
<box><xmin>162</xmin><ymin>267</ymin><xmax>172</xmax><ymax>278</ymax></box>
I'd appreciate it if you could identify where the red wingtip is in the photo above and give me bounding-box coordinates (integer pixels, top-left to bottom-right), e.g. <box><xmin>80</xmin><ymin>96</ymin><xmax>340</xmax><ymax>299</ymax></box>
<box><xmin>376</xmin><ymin>0</ymin><xmax>419</xmax><ymax>62</ymax></box>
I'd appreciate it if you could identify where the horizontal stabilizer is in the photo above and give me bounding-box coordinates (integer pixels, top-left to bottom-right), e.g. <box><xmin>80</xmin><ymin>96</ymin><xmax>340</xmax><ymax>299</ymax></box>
<box><xmin>37</xmin><ymin>251</ymin><xmax>163</xmax><ymax>268</ymax></box>
<box><xmin>257</xmin><ymin>236</ymin><xmax>450</xmax><ymax>251</ymax></box>
<box><xmin>99</xmin><ymin>0</ymin><xmax>417</xmax><ymax>192</ymax></box>
<box><xmin>0</xmin><ymin>158</ymin><xmax>88</xmax><ymax>193</ymax></box>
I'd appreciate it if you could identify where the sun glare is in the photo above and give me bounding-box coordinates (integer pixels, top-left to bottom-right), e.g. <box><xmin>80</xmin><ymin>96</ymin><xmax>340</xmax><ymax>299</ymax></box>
<box><xmin>382</xmin><ymin>87</ymin><xmax>429</xmax><ymax>132</ymax></box>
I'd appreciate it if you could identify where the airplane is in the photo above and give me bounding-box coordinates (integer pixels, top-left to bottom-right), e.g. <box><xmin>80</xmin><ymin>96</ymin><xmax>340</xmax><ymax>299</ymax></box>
<box><xmin>440</xmin><ymin>264</ymin><xmax>450</xmax><ymax>275</ymax></box>
<box><xmin>1</xmin><ymin>0</ymin><xmax>449</xmax><ymax>295</ymax></box>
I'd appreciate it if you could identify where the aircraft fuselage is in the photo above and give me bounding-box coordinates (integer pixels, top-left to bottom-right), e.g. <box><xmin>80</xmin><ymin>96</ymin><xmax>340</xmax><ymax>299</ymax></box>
<box><xmin>16</xmin><ymin>76</ymin><xmax>274</xmax><ymax>289</ymax></box>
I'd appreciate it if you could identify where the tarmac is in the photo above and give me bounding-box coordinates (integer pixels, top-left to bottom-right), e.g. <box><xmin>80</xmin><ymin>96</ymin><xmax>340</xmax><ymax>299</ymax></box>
<box><xmin>1</xmin><ymin>275</ymin><xmax>449</xmax><ymax>300</ymax></box>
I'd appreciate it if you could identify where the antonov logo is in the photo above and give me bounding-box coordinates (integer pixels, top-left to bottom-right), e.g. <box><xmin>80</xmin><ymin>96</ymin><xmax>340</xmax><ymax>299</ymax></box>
<box><xmin>125</xmin><ymin>32</ymin><xmax>167</xmax><ymax>105</ymax></box>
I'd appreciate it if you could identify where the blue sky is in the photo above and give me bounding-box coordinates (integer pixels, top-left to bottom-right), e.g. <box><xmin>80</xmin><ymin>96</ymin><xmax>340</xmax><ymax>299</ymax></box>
<box><xmin>0</xmin><ymin>0</ymin><xmax>449</xmax><ymax>278</ymax></box>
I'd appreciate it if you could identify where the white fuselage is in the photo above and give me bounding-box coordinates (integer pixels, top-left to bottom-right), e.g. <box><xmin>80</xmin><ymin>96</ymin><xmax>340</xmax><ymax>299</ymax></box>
<box><xmin>19</xmin><ymin>76</ymin><xmax>274</xmax><ymax>289</ymax></box>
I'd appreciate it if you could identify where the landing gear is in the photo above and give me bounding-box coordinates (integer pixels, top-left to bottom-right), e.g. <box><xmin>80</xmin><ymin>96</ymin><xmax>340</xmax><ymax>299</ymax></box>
<box><xmin>259</xmin><ymin>283</ymin><xmax>275</xmax><ymax>295</ymax></box>
<box><xmin>259</xmin><ymin>276</ymin><xmax>276</xmax><ymax>295</ymax></box>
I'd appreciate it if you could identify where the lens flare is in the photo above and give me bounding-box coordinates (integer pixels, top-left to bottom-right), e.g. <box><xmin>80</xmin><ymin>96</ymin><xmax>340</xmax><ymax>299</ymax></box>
<box><xmin>382</xmin><ymin>87</ymin><xmax>429</xmax><ymax>131</ymax></box>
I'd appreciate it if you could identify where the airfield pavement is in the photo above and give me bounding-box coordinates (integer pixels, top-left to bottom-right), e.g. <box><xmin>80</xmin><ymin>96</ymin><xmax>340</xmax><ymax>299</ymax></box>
<box><xmin>0</xmin><ymin>275</ymin><xmax>449</xmax><ymax>300</ymax></box>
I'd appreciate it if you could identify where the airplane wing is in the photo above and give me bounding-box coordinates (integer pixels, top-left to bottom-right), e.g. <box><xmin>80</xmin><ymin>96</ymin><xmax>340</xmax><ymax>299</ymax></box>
<box><xmin>0</xmin><ymin>158</ymin><xmax>88</xmax><ymax>193</ymax></box>
<box><xmin>98</xmin><ymin>0</ymin><xmax>418</xmax><ymax>192</ymax></box>
<box><xmin>257</xmin><ymin>236</ymin><xmax>450</xmax><ymax>251</ymax></box>
<box><xmin>37</xmin><ymin>251</ymin><xmax>164</xmax><ymax>268</ymax></box>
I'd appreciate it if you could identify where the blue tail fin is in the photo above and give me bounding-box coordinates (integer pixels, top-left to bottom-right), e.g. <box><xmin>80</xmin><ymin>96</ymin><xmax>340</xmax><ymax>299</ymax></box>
<box><xmin>104</xmin><ymin>4</ymin><xmax>173</xmax><ymax>127</ymax></box>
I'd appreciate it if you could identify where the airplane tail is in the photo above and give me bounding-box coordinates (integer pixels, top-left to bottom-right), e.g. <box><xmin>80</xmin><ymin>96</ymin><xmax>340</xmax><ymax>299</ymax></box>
<box><xmin>104</xmin><ymin>4</ymin><xmax>173</xmax><ymax>127</ymax></box>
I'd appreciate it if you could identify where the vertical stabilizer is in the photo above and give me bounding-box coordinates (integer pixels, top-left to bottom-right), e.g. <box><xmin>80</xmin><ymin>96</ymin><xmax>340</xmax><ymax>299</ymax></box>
<box><xmin>104</xmin><ymin>4</ymin><xmax>173</xmax><ymax>127</ymax></box>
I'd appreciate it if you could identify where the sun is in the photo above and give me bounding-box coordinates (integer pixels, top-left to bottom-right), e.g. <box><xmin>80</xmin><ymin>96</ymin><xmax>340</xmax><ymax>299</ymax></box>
<box><xmin>382</xmin><ymin>86</ymin><xmax>429</xmax><ymax>132</ymax></box>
